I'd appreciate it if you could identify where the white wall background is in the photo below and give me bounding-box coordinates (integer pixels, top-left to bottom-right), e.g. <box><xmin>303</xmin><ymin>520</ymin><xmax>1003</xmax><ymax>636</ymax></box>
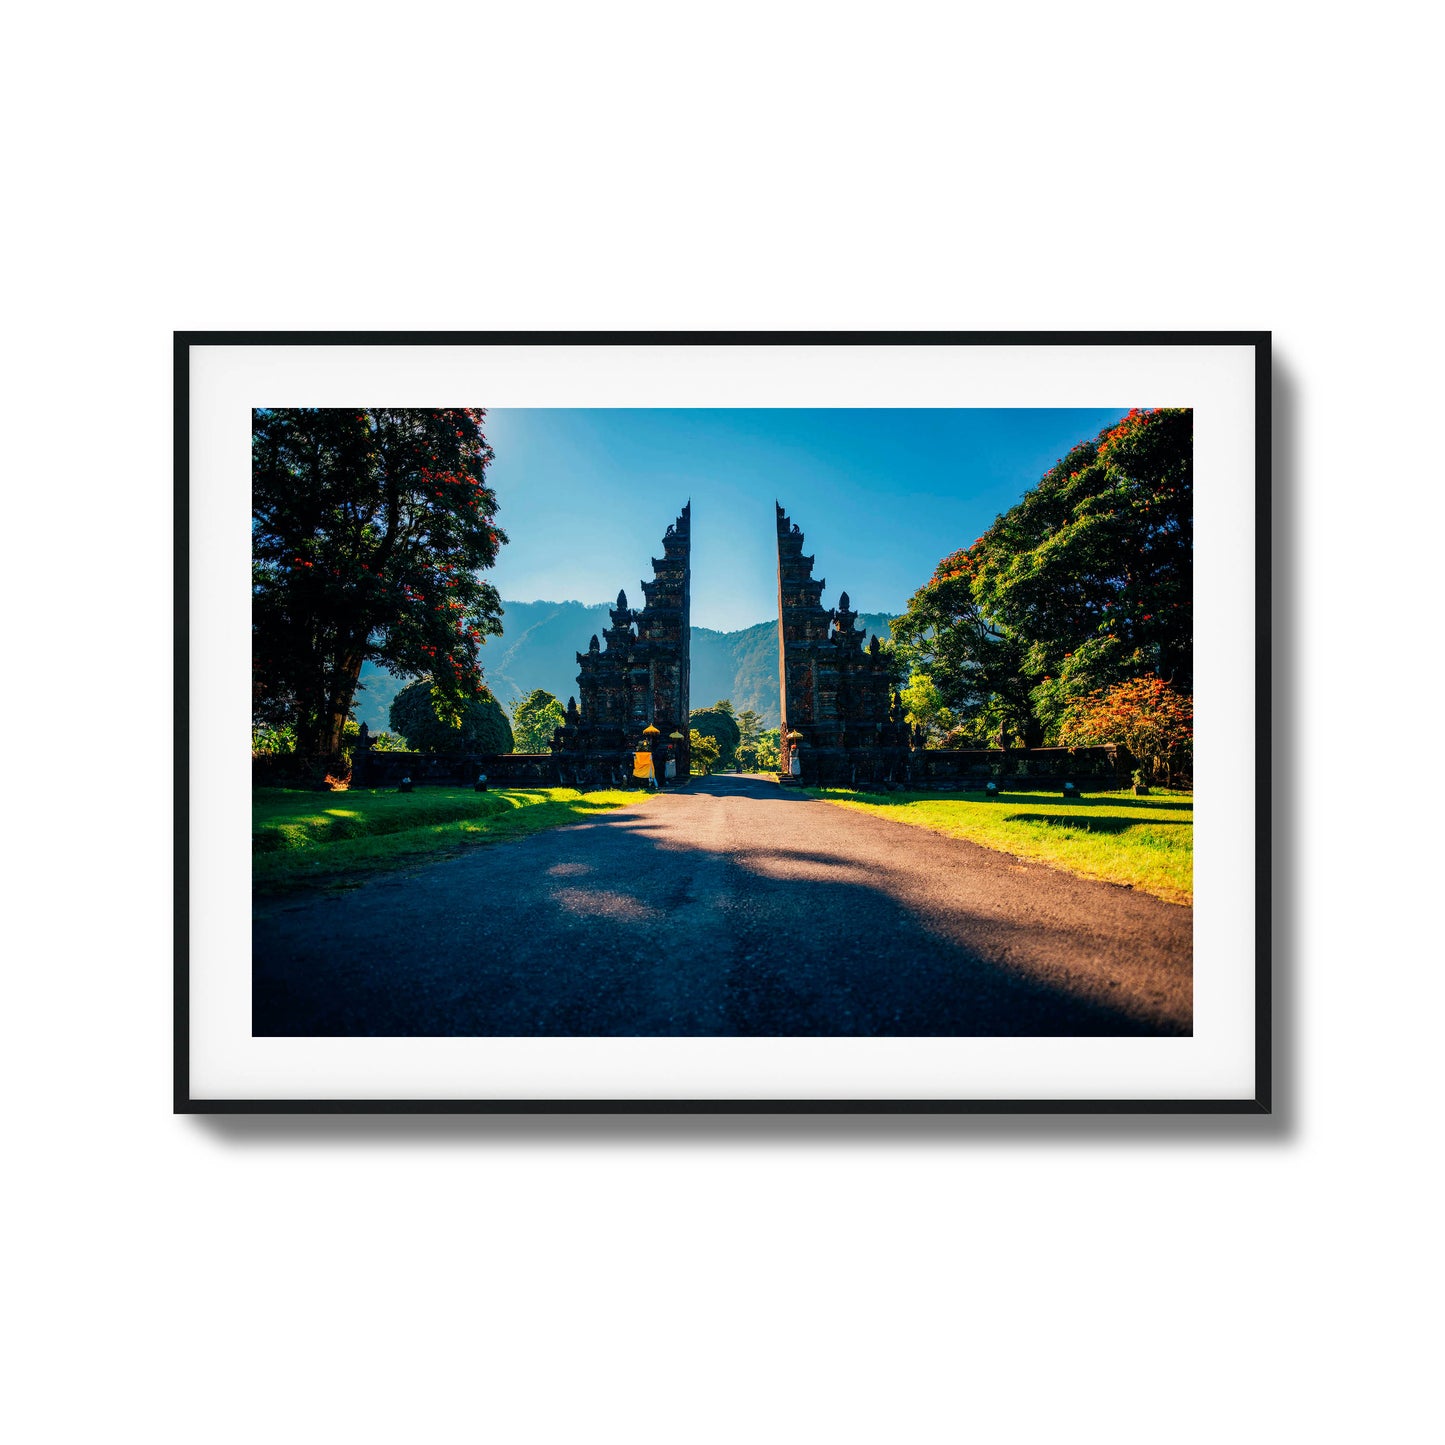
<box><xmin>3</xmin><ymin>4</ymin><xmax>1436</xmax><ymax>1442</ymax></box>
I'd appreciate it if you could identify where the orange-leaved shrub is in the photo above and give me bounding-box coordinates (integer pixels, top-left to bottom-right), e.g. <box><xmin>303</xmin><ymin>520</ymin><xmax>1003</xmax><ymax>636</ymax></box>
<box><xmin>1058</xmin><ymin>676</ymin><xmax>1193</xmax><ymax>783</ymax></box>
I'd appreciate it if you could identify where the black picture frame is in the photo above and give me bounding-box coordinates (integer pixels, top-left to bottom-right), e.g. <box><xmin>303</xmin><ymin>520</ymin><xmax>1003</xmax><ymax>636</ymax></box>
<box><xmin>177</xmin><ymin>330</ymin><xmax>1270</xmax><ymax>1115</ymax></box>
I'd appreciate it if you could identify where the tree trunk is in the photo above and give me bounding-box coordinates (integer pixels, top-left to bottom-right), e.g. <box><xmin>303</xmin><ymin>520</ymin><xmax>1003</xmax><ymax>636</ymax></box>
<box><xmin>320</xmin><ymin>652</ymin><xmax>365</xmax><ymax>766</ymax></box>
<box><xmin>292</xmin><ymin>700</ymin><xmax>327</xmax><ymax>759</ymax></box>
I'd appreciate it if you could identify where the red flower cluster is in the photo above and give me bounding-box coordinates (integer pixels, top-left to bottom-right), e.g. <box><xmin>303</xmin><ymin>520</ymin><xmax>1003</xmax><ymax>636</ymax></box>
<box><xmin>1096</xmin><ymin>407</ymin><xmax>1160</xmax><ymax>462</ymax></box>
<box><xmin>929</xmin><ymin>540</ymin><xmax>984</xmax><ymax>588</ymax></box>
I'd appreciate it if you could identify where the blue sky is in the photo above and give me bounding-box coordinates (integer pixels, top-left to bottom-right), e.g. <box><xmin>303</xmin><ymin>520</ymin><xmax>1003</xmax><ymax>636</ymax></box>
<box><xmin>482</xmin><ymin>408</ymin><xmax>1130</xmax><ymax>632</ymax></box>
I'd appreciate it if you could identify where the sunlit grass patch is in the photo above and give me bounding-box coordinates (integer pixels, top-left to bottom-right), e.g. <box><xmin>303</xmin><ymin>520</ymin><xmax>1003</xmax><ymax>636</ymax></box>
<box><xmin>807</xmin><ymin>787</ymin><xmax>1193</xmax><ymax>904</ymax></box>
<box><xmin>253</xmin><ymin>786</ymin><xmax>641</xmax><ymax>898</ymax></box>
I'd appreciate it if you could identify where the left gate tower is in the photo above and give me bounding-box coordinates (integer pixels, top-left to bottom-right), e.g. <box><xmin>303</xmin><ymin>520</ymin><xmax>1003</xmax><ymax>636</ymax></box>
<box><xmin>555</xmin><ymin>504</ymin><xmax>691</xmax><ymax>783</ymax></box>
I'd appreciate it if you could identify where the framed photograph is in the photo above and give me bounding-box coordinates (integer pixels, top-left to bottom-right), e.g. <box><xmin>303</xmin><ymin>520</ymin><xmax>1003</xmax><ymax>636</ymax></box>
<box><xmin>178</xmin><ymin>331</ymin><xmax>1269</xmax><ymax>1113</ymax></box>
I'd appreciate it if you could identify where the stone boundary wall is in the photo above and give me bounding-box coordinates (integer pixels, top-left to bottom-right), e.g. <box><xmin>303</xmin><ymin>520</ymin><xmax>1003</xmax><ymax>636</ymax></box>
<box><xmin>794</xmin><ymin>743</ymin><xmax>1134</xmax><ymax>790</ymax></box>
<box><xmin>911</xmin><ymin>745</ymin><xmax>1128</xmax><ymax>783</ymax></box>
<box><xmin>352</xmin><ymin>749</ymin><xmax>562</xmax><ymax>789</ymax></box>
<box><xmin>352</xmin><ymin>747</ymin><xmax>659</xmax><ymax>791</ymax></box>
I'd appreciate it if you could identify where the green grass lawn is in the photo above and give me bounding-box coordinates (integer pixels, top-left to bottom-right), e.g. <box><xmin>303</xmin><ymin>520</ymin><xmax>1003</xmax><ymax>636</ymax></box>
<box><xmin>807</xmin><ymin>786</ymin><xmax>1193</xmax><ymax>904</ymax></box>
<box><xmin>253</xmin><ymin>785</ymin><xmax>642</xmax><ymax>898</ymax></box>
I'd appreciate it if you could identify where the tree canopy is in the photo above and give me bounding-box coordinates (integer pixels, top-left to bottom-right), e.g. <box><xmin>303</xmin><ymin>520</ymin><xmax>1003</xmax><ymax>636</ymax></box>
<box><xmin>510</xmin><ymin>688</ymin><xmax>566</xmax><ymax>753</ymax></box>
<box><xmin>252</xmin><ymin>407</ymin><xmax>506</xmax><ymax>761</ymax></box>
<box><xmin>731</xmin><ymin>708</ymin><xmax>782</xmax><ymax>773</ymax></box>
<box><xmin>689</xmin><ymin>704</ymin><xmax>741</xmax><ymax>768</ymax></box>
<box><xmin>893</xmin><ymin>408</ymin><xmax>1192</xmax><ymax>747</ymax></box>
<box><xmin>743</xmin><ymin>725</ymin><xmax>781</xmax><ymax>774</ymax></box>
<box><xmin>389</xmin><ymin>679</ymin><xmax>514</xmax><ymax>755</ymax></box>
<box><xmin>898</xmin><ymin>673</ymin><xmax>955</xmax><ymax>748</ymax></box>
<box><xmin>688</xmin><ymin>730</ymin><xmax>721</xmax><ymax>774</ymax></box>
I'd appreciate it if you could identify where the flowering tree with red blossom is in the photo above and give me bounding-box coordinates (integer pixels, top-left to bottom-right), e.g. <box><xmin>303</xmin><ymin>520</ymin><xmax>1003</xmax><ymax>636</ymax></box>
<box><xmin>252</xmin><ymin>407</ymin><xmax>507</xmax><ymax>764</ymax></box>
<box><xmin>974</xmin><ymin>407</ymin><xmax>1192</xmax><ymax>723</ymax></box>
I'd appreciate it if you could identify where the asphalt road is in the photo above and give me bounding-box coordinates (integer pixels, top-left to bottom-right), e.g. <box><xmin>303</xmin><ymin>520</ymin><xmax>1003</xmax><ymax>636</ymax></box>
<box><xmin>253</xmin><ymin>774</ymin><xmax>1192</xmax><ymax>1036</ymax></box>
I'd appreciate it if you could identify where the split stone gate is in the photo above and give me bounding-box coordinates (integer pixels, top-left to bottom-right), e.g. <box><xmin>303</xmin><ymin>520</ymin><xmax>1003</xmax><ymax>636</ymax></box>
<box><xmin>359</xmin><ymin>500</ymin><xmax>1126</xmax><ymax>791</ymax></box>
<box><xmin>553</xmin><ymin>500</ymin><xmax>910</xmax><ymax>788</ymax></box>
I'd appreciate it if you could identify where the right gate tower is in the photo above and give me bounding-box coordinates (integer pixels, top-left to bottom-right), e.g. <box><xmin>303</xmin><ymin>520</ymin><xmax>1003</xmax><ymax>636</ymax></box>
<box><xmin>775</xmin><ymin>503</ymin><xmax>909</xmax><ymax>785</ymax></box>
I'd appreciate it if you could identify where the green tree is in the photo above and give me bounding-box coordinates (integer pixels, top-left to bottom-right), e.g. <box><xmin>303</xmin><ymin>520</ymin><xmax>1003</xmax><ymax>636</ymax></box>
<box><xmin>390</xmin><ymin>679</ymin><xmax>514</xmax><ymax>754</ymax></box>
<box><xmin>689</xmin><ymin>729</ymin><xmax>721</xmax><ymax>774</ymax></box>
<box><xmin>898</xmin><ymin>673</ymin><xmax>955</xmax><ymax>747</ymax></box>
<box><xmin>252</xmin><ymin>723</ymin><xmax>297</xmax><ymax>758</ymax></box>
<box><xmin>511</xmin><ymin>688</ymin><xmax>566</xmax><ymax>753</ymax></box>
<box><xmin>749</xmin><ymin>726</ymin><xmax>781</xmax><ymax>774</ymax></box>
<box><xmin>252</xmin><ymin>407</ymin><xmax>507</xmax><ymax>764</ymax></box>
<box><xmin>734</xmin><ymin>707</ymin><xmax>768</xmax><ymax>770</ymax></box>
<box><xmin>891</xmin><ymin>555</ymin><xmax>1037</xmax><ymax>745</ymax></box>
<box><xmin>689</xmin><ymin>705</ymin><xmax>741</xmax><ymax>769</ymax></box>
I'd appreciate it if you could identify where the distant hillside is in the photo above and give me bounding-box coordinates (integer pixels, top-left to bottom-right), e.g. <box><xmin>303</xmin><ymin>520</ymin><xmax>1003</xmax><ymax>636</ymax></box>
<box><xmin>690</xmin><ymin>614</ymin><xmax>896</xmax><ymax>724</ymax></box>
<box><xmin>353</xmin><ymin>600</ymin><xmax>611</xmax><ymax>733</ymax></box>
<box><xmin>353</xmin><ymin>601</ymin><xmax>897</xmax><ymax>732</ymax></box>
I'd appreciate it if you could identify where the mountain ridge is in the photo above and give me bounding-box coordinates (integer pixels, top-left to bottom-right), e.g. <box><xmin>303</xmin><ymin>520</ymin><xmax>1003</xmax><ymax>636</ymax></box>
<box><xmin>353</xmin><ymin>599</ymin><xmax>897</xmax><ymax>732</ymax></box>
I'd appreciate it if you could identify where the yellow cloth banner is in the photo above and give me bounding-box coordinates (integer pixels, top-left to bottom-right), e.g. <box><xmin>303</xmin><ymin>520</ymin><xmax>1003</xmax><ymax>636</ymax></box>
<box><xmin>633</xmin><ymin>751</ymin><xmax>655</xmax><ymax>779</ymax></box>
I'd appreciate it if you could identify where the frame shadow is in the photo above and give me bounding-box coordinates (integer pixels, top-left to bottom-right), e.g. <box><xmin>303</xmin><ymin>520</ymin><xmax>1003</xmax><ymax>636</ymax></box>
<box><xmin>187</xmin><ymin>346</ymin><xmax>1297</xmax><ymax>1144</ymax></box>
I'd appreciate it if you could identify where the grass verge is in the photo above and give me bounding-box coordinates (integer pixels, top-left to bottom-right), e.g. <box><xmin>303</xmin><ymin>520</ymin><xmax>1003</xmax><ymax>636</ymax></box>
<box><xmin>253</xmin><ymin>785</ymin><xmax>642</xmax><ymax>898</ymax></box>
<box><xmin>806</xmin><ymin>787</ymin><xmax>1193</xmax><ymax>905</ymax></box>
